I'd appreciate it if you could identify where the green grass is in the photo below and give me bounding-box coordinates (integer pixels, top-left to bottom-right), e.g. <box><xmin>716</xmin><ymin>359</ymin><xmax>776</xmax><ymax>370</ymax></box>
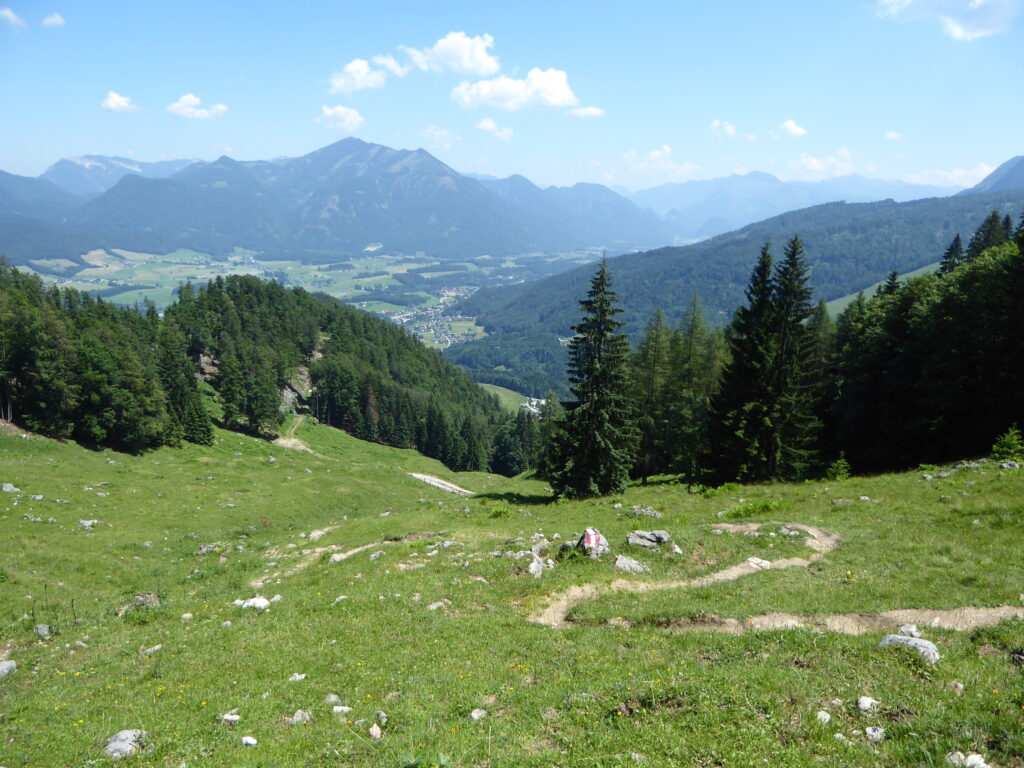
<box><xmin>479</xmin><ymin>383</ymin><xmax>529</xmax><ymax>412</ymax></box>
<box><xmin>825</xmin><ymin>261</ymin><xmax>940</xmax><ymax>316</ymax></box>
<box><xmin>1</xmin><ymin>425</ymin><xmax>1022</xmax><ymax>767</ymax></box>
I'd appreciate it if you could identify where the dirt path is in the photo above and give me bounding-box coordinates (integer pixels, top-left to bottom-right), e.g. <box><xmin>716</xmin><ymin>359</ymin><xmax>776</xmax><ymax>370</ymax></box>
<box><xmin>529</xmin><ymin>522</ymin><xmax>1022</xmax><ymax>634</ymax></box>
<box><xmin>408</xmin><ymin>473</ymin><xmax>473</xmax><ymax>496</ymax></box>
<box><xmin>249</xmin><ymin>538</ymin><xmax>385</xmax><ymax>588</ymax></box>
<box><xmin>272</xmin><ymin>415</ymin><xmax>332</xmax><ymax>459</ymax></box>
<box><xmin>530</xmin><ymin>523</ymin><xmax>837</xmax><ymax>628</ymax></box>
<box><xmin>657</xmin><ymin>605</ymin><xmax>1024</xmax><ymax>635</ymax></box>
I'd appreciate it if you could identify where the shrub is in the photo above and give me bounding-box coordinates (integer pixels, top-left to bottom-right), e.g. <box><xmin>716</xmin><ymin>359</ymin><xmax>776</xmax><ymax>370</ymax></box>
<box><xmin>826</xmin><ymin>452</ymin><xmax>851</xmax><ymax>481</ymax></box>
<box><xmin>991</xmin><ymin>426</ymin><xmax>1023</xmax><ymax>463</ymax></box>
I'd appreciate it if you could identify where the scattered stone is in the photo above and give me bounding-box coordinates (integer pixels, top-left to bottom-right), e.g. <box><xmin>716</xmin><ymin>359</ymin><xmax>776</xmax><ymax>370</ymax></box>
<box><xmin>324</xmin><ymin>694</ymin><xmax>340</xmax><ymax>704</ymax></box>
<box><xmin>242</xmin><ymin>735</ymin><xmax>257</xmax><ymax>747</ymax></box>
<box><xmin>865</xmin><ymin>726</ymin><xmax>885</xmax><ymax>743</ymax></box>
<box><xmin>880</xmin><ymin>634</ymin><xmax>940</xmax><ymax>665</ymax></box>
<box><xmin>614</xmin><ymin>555</ymin><xmax>650</xmax><ymax>574</ymax></box>
<box><xmin>834</xmin><ymin>733</ymin><xmax>849</xmax><ymax>743</ymax></box>
<box><xmin>369</xmin><ymin>551</ymin><xmax>386</xmax><ymax>561</ymax></box>
<box><xmin>104</xmin><ymin>729</ymin><xmax>146</xmax><ymax>759</ymax></box>
<box><xmin>2</xmin><ymin>483</ymin><xmax>20</xmax><ymax>493</ymax></box>
<box><xmin>426</xmin><ymin>601</ymin><xmax>448</xmax><ymax>611</ymax></box>
<box><xmin>626</xmin><ymin>530</ymin><xmax>673</xmax><ymax>548</ymax></box>
<box><xmin>196</xmin><ymin>542</ymin><xmax>230</xmax><ymax>555</ymax></box>
<box><xmin>267</xmin><ymin>457</ymin><xmax>277</xmax><ymax>464</ymax></box>
<box><xmin>528</xmin><ymin>555</ymin><xmax>544</xmax><ymax>578</ymax></box>
<box><xmin>78</xmin><ymin>519</ymin><xmax>99</xmax><ymax>530</ymax></box>
<box><xmin>333</xmin><ymin>705</ymin><xmax>353</xmax><ymax>715</ymax></box>
<box><xmin>470</xmin><ymin>708</ymin><xmax>487</xmax><ymax>721</ymax></box>
<box><xmin>630</xmin><ymin>505</ymin><xmax>663</xmax><ymax>519</ymax></box>
<box><xmin>221</xmin><ymin>709</ymin><xmax>240</xmax><ymax>724</ymax></box>
<box><xmin>578</xmin><ymin>527</ymin><xmax>609</xmax><ymax>558</ymax></box>
<box><xmin>288</xmin><ymin>709</ymin><xmax>311</xmax><ymax>725</ymax></box>
<box><xmin>831</xmin><ymin>498</ymin><xmax>854</xmax><ymax>505</ymax></box>
<box><xmin>747</xmin><ymin>557</ymin><xmax>772</xmax><ymax>570</ymax></box>
<box><xmin>947</xmin><ymin>681</ymin><xmax>965</xmax><ymax>696</ymax></box>
<box><xmin>222</xmin><ymin>620</ymin><xmax>232</xmax><ymax>628</ymax></box>
<box><xmin>237</xmin><ymin>596</ymin><xmax>271</xmax><ymax>611</ymax></box>
<box><xmin>376</xmin><ymin>711</ymin><xmax>387</xmax><ymax>725</ymax></box>
<box><xmin>333</xmin><ymin>595</ymin><xmax>349</xmax><ymax>604</ymax></box>
<box><xmin>33</xmin><ymin>624</ymin><xmax>51</xmax><ymax>639</ymax></box>
<box><xmin>368</xmin><ymin>723</ymin><xmax>382</xmax><ymax>740</ymax></box>
<box><xmin>288</xmin><ymin>673</ymin><xmax>306</xmax><ymax>682</ymax></box>
<box><xmin>117</xmin><ymin>592</ymin><xmax>160</xmax><ymax>617</ymax></box>
<box><xmin>898</xmin><ymin>623</ymin><xmax>921</xmax><ymax>638</ymax></box>
<box><xmin>141</xmin><ymin>644</ymin><xmax>162</xmax><ymax>657</ymax></box>
<box><xmin>1000</xmin><ymin>461</ymin><xmax>1020</xmax><ymax>470</ymax></box>
<box><xmin>181</xmin><ymin>613</ymin><xmax>193</xmax><ymax>622</ymax></box>
<box><xmin>30</xmin><ymin>494</ymin><xmax>43</xmax><ymax>501</ymax></box>
<box><xmin>270</xmin><ymin>594</ymin><xmax>282</xmax><ymax>604</ymax></box>
<box><xmin>857</xmin><ymin>696</ymin><xmax>879</xmax><ymax>712</ymax></box>
<box><xmin>0</xmin><ymin>660</ymin><xmax>16</xmax><ymax>678</ymax></box>
<box><xmin>816</xmin><ymin>710</ymin><xmax>831</xmax><ymax>724</ymax></box>
<box><xmin>946</xmin><ymin>751</ymin><xmax>990</xmax><ymax>767</ymax></box>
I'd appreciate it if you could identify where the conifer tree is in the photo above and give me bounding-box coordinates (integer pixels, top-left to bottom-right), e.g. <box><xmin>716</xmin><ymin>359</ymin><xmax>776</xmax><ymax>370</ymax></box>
<box><xmin>938</xmin><ymin>233</ymin><xmax>964</xmax><ymax>275</ymax></box>
<box><xmin>876</xmin><ymin>270</ymin><xmax>900</xmax><ymax>296</ymax></box>
<box><xmin>966</xmin><ymin>210</ymin><xmax>1008</xmax><ymax>261</ymax></box>
<box><xmin>630</xmin><ymin>309</ymin><xmax>673</xmax><ymax>484</ymax></box>
<box><xmin>549</xmin><ymin>259</ymin><xmax>636</xmax><ymax>498</ymax></box>
<box><xmin>534</xmin><ymin>392</ymin><xmax>565</xmax><ymax>481</ymax></box>
<box><xmin>1016</xmin><ymin>212</ymin><xmax>1024</xmax><ymax>252</ymax></box>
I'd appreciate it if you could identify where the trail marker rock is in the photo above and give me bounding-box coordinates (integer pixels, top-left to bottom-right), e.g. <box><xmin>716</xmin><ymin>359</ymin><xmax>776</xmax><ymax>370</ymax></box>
<box><xmin>578</xmin><ymin>527</ymin><xmax>609</xmax><ymax>558</ymax></box>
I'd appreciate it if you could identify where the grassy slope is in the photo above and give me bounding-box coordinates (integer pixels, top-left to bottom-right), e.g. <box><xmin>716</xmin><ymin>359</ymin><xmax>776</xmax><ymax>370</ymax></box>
<box><xmin>479</xmin><ymin>383</ymin><xmax>529</xmax><ymax>412</ymax></box>
<box><xmin>1</xmin><ymin>423</ymin><xmax>1022</xmax><ymax>767</ymax></box>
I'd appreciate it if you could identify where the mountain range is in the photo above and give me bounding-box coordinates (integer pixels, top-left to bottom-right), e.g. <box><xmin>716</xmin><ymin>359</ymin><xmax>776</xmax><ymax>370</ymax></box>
<box><xmin>7</xmin><ymin>140</ymin><xmax>1019</xmax><ymax>268</ymax></box>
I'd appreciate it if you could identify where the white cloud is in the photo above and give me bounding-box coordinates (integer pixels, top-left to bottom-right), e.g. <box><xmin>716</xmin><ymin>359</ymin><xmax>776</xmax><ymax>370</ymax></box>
<box><xmin>795</xmin><ymin>147</ymin><xmax>855</xmax><ymax>176</ymax></box>
<box><xmin>0</xmin><ymin>7</ymin><xmax>26</xmax><ymax>28</ymax></box>
<box><xmin>745</xmin><ymin>133</ymin><xmax>758</xmax><ymax>141</ymax></box>
<box><xmin>476</xmin><ymin>117</ymin><xmax>513</xmax><ymax>140</ymax></box>
<box><xmin>401</xmin><ymin>32</ymin><xmax>499</xmax><ymax>75</ymax></box>
<box><xmin>903</xmin><ymin>161</ymin><xmax>994</xmax><ymax>187</ymax></box>
<box><xmin>623</xmin><ymin>145</ymin><xmax>701</xmax><ymax>182</ymax></box>
<box><xmin>329</xmin><ymin>58</ymin><xmax>389</xmax><ymax>94</ymax></box>
<box><xmin>421</xmin><ymin>125</ymin><xmax>460</xmax><ymax>152</ymax></box>
<box><xmin>876</xmin><ymin>0</ymin><xmax>1019</xmax><ymax>40</ymax></box>
<box><xmin>452</xmin><ymin>68</ymin><xmax>578</xmax><ymax>111</ymax></box>
<box><xmin>779</xmin><ymin>119</ymin><xmax>807</xmax><ymax>137</ymax></box>
<box><xmin>42</xmin><ymin>11</ymin><xmax>64</xmax><ymax>27</ymax></box>
<box><xmin>371</xmin><ymin>54</ymin><xmax>411</xmax><ymax>77</ymax></box>
<box><xmin>885</xmin><ymin>130</ymin><xmax>904</xmax><ymax>140</ymax></box>
<box><xmin>101</xmin><ymin>91</ymin><xmax>141</xmax><ymax>113</ymax></box>
<box><xmin>315</xmin><ymin>105</ymin><xmax>364</xmax><ymax>132</ymax></box>
<box><xmin>167</xmin><ymin>93</ymin><xmax>228</xmax><ymax>119</ymax></box>
<box><xmin>710</xmin><ymin>119</ymin><xmax>736</xmax><ymax>137</ymax></box>
<box><xmin>569</xmin><ymin>106</ymin><xmax>604</xmax><ymax>118</ymax></box>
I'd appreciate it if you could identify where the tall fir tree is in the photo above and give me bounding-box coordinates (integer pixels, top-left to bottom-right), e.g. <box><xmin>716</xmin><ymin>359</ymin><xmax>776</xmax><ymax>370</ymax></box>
<box><xmin>966</xmin><ymin>210</ymin><xmax>1008</xmax><ymax>261</ymax></box>
<box><xmin>549</xmin><ymin>259</ymin><xmax>637</xmax><ymax>498</ymax></box>
<box><xmin>938</xmin><ymin>233</ymin><xmax>964</xmax><ymax>275</ymax></box>
<box><xmin>534</xmin><ymin>392</ymin><xmax>565</xmax><ymax>481</ymax></box>
<box><xmin>630</xmin><ymin>309</ymin><xmax>673</xmax><ymax>484</ymax></box>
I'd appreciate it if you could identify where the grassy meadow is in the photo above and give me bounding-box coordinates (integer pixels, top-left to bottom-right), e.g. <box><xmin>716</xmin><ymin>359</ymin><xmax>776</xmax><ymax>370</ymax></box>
<box><xmin>1</xmin><ymin>419</ymin><xmax>1022</xmax><ymax>767</ymax></box>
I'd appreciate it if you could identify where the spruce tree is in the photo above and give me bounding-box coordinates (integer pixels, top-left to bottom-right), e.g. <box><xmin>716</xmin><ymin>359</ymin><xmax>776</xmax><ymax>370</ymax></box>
<box><xmin>939</xmin><ymin>233</ymin><xmax>964</xmax><ymax>275</ymax></box>
<box><xmin>534</xmin><ymin>392</ymin><xmax>565</xmax><ymax>481</ymax></box>
<box><xmin>966</xmin><ymin>210</ymin><xmax>1008</xmax><ymax>261</ymax></box>
<box><xmin>876</xmin><ymin>270</ymin><xmax>900</xmax><ymax>296</ymax></box>
<box><xmin>549</xmin><ymin>259</ymin><xmax>636</xmax><ymax>498</ymax></box>
<box><xmin>630</xmin><ymin>309</ymin><xmax>672</xmax><ymax>484</ymax></box>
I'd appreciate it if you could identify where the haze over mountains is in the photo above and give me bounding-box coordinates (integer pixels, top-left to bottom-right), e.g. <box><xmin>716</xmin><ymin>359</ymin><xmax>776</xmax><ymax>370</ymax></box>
<box><xmin>1</xmin><ymin>137</ymin><xmax>1002</xmax><ymax>267</ymax></box>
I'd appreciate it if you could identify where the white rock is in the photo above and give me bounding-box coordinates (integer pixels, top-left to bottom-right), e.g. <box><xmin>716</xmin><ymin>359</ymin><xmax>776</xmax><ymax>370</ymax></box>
<box><xmin>241</xmin><ymin>596</ymin><xmax>271</xmax><ymax>611</ymax></box>
<box><xmin>104</xmin><ymin>729</ymin><xmax>146</xmax><ymax>759</ymax></box>
<box><xmin>816</xmin><ymin>710</ymin><xmax>831</xmax><ymax>724</ymax></box>
<box><xmin>376</xmin><ymin>710</ymin><xmax>387</xmax><ymax>725</ymax></box>
<box><xmin>369</xmin><ymin>723</ymin><xmax>382</xmax><ymax>740</ymax></box>
<box><xmin>834</xmin><ymin>733</ymin><xmax>849</xmax><ymax>743</ymax></box>
<box><xmin>747</xmin><ymin>557</ymin><xmax>772</xmax><ymax>570</ymax></box>
<box><xmin>333</xmin><ymin>705</ymin><xmax>353</xmax><ymax>715</ymax></box>
<box><xmin>242</xmin><ymin>735</ymin><xmax>257</xmax><ymax>747</ymax></box>
<box><xmin>34</xmin><ymin>624</ymin><xmax>51</xmax><ymax>639</ymax></box>
<box><xmin>946</xmin><ymin>751</ymin><xmax>990</xmax><ymax>767</ymax></box>
<box><xmin>614</xmin><ymin>555</ymin><xmax>651</xmax><ymax>574</ymax></box>
<box><xmin>879</xmin><ymin>634</ymin><xmax>940</xmax><ymax>665</ymax></box>
<box><xmin>288</xmin><ymin>709</ymin><xmax>311</xmax><ymax>725</ymax></box>
<box><xmin>427</xmin><ymin>601</ymin><xmax>447</xmax><ymax>611</ymax></box>
<box><xmin>79</xmin><ymin>519</ymin><xmax>99</xmax><ymax>530</ymax></box>
<box><xmin>270</xmin><ymin>594</ymin><xmax>282</xmax><ymax>603</ymax></box>
<box><xmin>141</xmin><ymin>644</ymin><xmax>162</xmax><ymax>656</ymax></box>
<box><xmin>288</xmin><ymin>673</ymin><xmax>306</xmax><ymax>682</ymax></box>
<box><xmin>0</xmin><ymin>660</ymin><xmax>17</xmax><ymax>678</ymax></box>
<box><xmin>221</xmin><ymin>709</ymin><xmax>240</xmax><ymax>724</ymax></box>
<box><xmin>857</xmin><ymin>696</ymin><xmax>879</xmax><ymax>711</ymax></box>
<box><xmin>222</xmin><ymin>620</ymin><xmax>232</xmax><ymax>628</ymax></box>
<box><xmin>528</xmin><ymin>555</ymin><xmax>544</xmax><ymax>578</ymax></box>
<box><xmin>333</xmin><ymin>595</ymin><xmax>349</xmax><ymax>604</ymax></box>
<box><xmin>181</xmin><ymin>613</ymin><xmax>193</xmax><ymax>622</ymax></box>
<box><xmin>324</xmin><ymin>694</ymin><xmax>340</xmax><ymax>704</ymax></box>
<box><xmin>898</xmin><ymin>623</ymin><xmax>921</xmax><ymax>638</ymax></box>
<box><xmin>470</xmin><ymin>708</ymin><xmax>487</xmax><ymax>721</ymax></box>
<box><xmin>865</xmin><ymin>726</ymin><xmax>885</xmax><ymax>743</ymax></box>
<box><xmin>2</xmin><ymin>483</ymin><xmax>20</xmax><ymax>493</ymax></box>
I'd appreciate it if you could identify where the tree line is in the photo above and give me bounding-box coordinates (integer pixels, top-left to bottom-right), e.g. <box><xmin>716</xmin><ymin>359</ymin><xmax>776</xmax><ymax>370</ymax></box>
<box><xmin>538</xmin><ymin>210</ymin><xmax>1024</xmax><ymax>496</ymax></box>
<box><xmin>0</xmin><ymin>267</ymin><xmax>514</xmax><ymax>471</ymax></box>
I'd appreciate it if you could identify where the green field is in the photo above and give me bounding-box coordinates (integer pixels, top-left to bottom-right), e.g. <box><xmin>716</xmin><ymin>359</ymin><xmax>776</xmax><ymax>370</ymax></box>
<box><xmin>1</xmin><ymin>421</ymin><xmax>1022</xmax><ymax>766</ymax></box>
<box><xmin>480</xmin><ymin>383</ymin><xmax>529</xmax><ymax>411</ymax></box>
<box><xmin>825</xmin><ymin>261</ymin><xmax>941</xmax><ymax>316</ymax></box>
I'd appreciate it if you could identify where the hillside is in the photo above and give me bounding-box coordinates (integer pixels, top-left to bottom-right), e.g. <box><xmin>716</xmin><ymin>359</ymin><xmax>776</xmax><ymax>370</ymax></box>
<box><xmin>447</xmin><ymin>189</ymin><xmax>1024</xmax><ymax>395</ymax></box>
<box><xmin>960</xmin><ymin>155</ymin><xmax>1024</xmax><ymax>196</ymax></box>
<box><xmin>41</xmin><ymin>156</ymin><xmax>199</xmax><ymax>197</ymax></box>
<box><xmin>1</xmin><ymin>421</ymin><xmax>1022</xmax><ymax>766</ymax></box>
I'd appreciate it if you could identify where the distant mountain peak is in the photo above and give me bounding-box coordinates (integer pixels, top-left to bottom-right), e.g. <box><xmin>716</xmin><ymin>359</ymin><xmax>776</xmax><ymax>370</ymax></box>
<box><xmin>962</xmin><ymin>155</ymin><xmax>1024</xmax><ymax>196</ymax></box>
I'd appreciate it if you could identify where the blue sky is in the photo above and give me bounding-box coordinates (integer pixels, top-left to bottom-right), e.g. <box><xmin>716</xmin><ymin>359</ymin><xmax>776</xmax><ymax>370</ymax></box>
<box><xmin>1</xmin><ymin>0</ymin><xmax>1021</xmax><ymax>189</ymax></box>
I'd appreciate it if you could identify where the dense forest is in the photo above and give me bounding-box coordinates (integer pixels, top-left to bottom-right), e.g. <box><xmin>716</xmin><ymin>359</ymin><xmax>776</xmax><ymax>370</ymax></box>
<box><xmin>447</xmin><ymin>189</ymin><xmax>1024</xmax><ymax>396</ymax></box>
<box><xmin>0</xmin><ymin>266</ymin><xmax>511</xmax><ymax>471</ymax></box>
<box><xmin>538</xmin><ymin>210</ymin><xmax>1024</xmax><ymax>496</ymax></box>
